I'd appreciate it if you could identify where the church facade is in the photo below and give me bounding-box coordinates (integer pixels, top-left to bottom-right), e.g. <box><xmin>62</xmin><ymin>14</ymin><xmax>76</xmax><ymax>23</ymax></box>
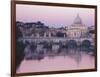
<box><xmin>66</xmin><ymin>14</ymin><xmax>88</xmax><ymax>39</ymax></box>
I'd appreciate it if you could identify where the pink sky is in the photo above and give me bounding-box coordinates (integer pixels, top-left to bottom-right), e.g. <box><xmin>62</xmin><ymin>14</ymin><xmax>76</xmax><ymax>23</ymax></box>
<box><xmin>16</xmin><ymin>4</ymin><xmax>95</xmax><ymax>28</ymax></box>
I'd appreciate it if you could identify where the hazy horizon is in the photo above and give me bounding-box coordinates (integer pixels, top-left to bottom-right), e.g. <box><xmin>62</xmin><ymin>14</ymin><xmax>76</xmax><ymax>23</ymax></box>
<box><xmin>16</xmin><ymin>4</ymin><xmax>95</xmax><ymax>28</ymax></box>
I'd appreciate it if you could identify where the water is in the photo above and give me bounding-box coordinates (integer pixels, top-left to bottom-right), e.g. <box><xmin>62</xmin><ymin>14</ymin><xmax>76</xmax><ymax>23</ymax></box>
<box><xmin>17</xmin><ymin>50</ymin><xmax>95</xmax><ymax>73</ymax></box>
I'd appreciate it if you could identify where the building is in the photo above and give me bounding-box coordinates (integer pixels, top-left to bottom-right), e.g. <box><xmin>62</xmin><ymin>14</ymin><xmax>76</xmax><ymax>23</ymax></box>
<box><xmin>66</xmin><ymin>14</ymin><xmax>88</xmax><ymax>38</ymax></box>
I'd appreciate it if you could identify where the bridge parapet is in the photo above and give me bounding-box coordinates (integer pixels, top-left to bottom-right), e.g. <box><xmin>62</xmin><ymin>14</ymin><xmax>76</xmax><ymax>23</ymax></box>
<box><xmin>19</xmin><ymin>37</ymin><xmax>93</xmax><ymax>45</ymax></box>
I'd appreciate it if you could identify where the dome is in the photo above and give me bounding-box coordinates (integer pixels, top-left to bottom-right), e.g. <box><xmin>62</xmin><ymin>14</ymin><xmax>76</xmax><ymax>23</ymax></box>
<box><xmin>74</xmin><ymin>14</ymin><xmax>82</xmax><ymax>24</ymax></box>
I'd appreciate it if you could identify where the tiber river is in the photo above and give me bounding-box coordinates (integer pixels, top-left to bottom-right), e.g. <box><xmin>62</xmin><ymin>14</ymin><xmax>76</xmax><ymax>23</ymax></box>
<box><xmin>16</xmin><ymin>45</ymin><xmax>95</xmax><ymax>73</ymax></box>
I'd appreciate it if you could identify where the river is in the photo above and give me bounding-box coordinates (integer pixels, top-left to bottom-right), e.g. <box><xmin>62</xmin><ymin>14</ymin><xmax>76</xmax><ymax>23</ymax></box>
<box><xmin>17</xmin><ymin>51</ymin><xmax>95</xmax><ymax>73</ymax></box>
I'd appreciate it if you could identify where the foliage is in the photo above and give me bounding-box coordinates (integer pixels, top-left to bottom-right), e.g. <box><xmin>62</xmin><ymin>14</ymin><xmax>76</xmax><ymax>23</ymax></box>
<box><xmin>16</xmin><ymin>26</ymin><xmax>22</xmax><ymax>40</ymax></box>
<box><xmin>16</xmin><ymin>41</ymin><xmax>25</xmax><ymax>69</ymax></box>
<box><xmin>16</xmin><ymin>23</ymin><xmax>25</xmax><ymax>69</ymax></box>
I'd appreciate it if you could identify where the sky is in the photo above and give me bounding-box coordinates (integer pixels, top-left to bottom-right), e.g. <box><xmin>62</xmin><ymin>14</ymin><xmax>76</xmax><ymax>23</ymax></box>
<box><xmin>16</xmin><ymin>4</ymin><xmax>95</xmax><ymax>28</ymax></box>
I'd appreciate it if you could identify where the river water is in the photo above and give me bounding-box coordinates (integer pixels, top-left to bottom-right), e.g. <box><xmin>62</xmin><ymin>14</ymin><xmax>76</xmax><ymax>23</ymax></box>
<box><xmin>17</xmin><ymin>51</ymin><xmax>95</xmax><ymax>73</ymax></box>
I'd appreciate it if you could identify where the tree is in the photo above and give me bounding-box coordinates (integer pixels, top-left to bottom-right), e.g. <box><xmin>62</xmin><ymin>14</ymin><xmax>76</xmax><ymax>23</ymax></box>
<box><xmin>16</xmin><ymin>41</ymin><xmax>25</xmax><ymax>69</ymax></box>
<box><xmin>16</xmin><ymin>26</ymin><xmax>22</xmax><ymax>40</ymax></box>
<box><xmin>16</xmin><ymin>23</ymin><xmax>25</xmax><ymax>69</ymax></box>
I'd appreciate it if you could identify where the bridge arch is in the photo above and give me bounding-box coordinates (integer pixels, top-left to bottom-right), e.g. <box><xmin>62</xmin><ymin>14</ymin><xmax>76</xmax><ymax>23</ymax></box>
<box><xmin>81</xmin><ymin>40</ymin><xmax>91</xmax><ymax>47</ymax></box>
<box><xmin>80</xmin><ymin>40</ymin><xmax>92</xmax><ymax>52</ymax></box>
<box><xmin>67</xmin><ymin>40</ymin><xmax>77</xmax><ymax>49</ymax></box>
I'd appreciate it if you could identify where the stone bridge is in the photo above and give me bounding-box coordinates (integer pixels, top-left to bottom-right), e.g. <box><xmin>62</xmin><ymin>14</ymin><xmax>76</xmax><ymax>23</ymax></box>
<box><xmin>19</xmin><ymin>37</ymin><xmax>94</xmax><ymax>46</ymax></box>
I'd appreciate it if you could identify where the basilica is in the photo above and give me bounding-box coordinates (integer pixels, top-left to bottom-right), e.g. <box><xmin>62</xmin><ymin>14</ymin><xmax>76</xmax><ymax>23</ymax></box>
<box><xmin>66</xmin><ymin>14</ymin><xmax>88</xmax><ymax>39</ymax></box>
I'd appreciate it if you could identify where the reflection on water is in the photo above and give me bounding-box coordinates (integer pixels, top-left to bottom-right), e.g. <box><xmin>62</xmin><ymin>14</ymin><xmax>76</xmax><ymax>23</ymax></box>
<box><xmin>24</xmin><ymin>43</ymin><xmax>94</xmax><ymax>61</ymax></box>
<box><xmin>17</xmin><ymin>44</ymin><xmax>95</xmax><ymax>73</ymax></box>
<box><xmin>17</xmin><ymin>53</ymin><xmax>94</xmax><ymax>73</ymax></box>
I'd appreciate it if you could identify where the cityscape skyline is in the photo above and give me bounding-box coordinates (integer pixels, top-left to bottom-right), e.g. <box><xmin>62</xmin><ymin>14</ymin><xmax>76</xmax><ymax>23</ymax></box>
<box><xmin>16</xmin><ymin>4</ymin><xmax>96</xmax><ymax>74</ymax></box>
<box><xmin>16</xmin><ymin>4</ymin><xmax>95</xmax><ymax>28</ymax></box>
